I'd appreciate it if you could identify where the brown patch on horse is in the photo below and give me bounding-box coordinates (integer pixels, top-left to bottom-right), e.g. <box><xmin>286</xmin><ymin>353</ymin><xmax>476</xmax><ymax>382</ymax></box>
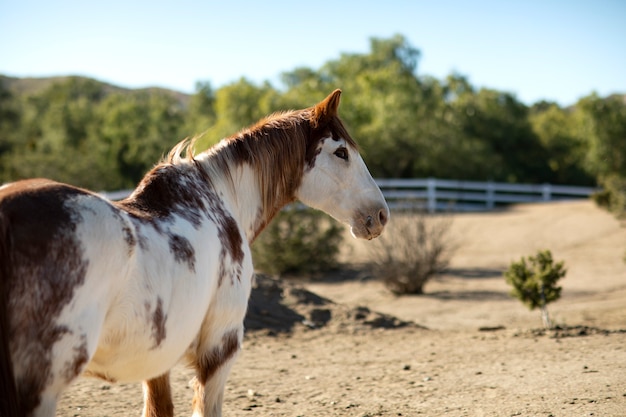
<box><xmin>63</xmin><ymin>334</ymin><xmax>90</xmax><ymax>382</ymax></box>
<box><xmin>0</xmin><ymin>179</ymin><xmax>90</xmax><ymax>413</ymax></box>
<box><xmin>121</xmin><ymin>224</ymin><xmax>136</xmax><ymax>252</ymax></box>
<box><xmin>218</xmin><ymin>216</ymin><xmax>244</xmax><ymax>265</ymax></box>
<box><xmin>191</xmin><ymin>329</ymin><xmax>239</xmax><ymax>414</ymax></box>
<box><xmin>142</xmin><ymin>372</ymin><xmax>174</xmax><ymax>417</ymax></box>
<box><xmin>117</xmin><ymin>165</ymin><xmax>208</xmax><ymax>228</ymax></box>
<box><xmin>149</xmin><ymin>298</ymin><xmax>167</xmax><ymax>349</ymax></box>
<box><xmin>195</xmin><ymin>329</ymin><xmax>239</xmax><ymax>384</ymax></box>
<box><xmin>216</xmin><ymin>214</ymin><xmax>244</xmax><ymax>287</ymax></box>
<box><xmin>168</xmin><ymin>234</ymin><xmax>196</xmax><ymax>272</ymax></box>
<box><xmin>105</xmin><ymin>204</ymin><xmax>137</xmax><ymax>255</ymax></box>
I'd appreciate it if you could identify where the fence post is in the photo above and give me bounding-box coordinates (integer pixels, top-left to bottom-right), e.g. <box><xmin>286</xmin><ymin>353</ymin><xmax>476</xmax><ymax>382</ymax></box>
<box><xmin>486</xmin><ymin>181</ymin><xmax>495</xmax><ymax>210</ymax></box>
<box><xmin>427</xmin><ymin>178</ymin><xmax>436</xmax><ymax>213</ymax></box>
<box><xmin>542</xmin><ymin>183</ymin><xmax>552</xmax><ymax>201</ymax></box>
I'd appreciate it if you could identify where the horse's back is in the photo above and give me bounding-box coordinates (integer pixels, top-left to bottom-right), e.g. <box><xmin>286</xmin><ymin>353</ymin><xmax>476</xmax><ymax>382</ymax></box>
<box><xmin>0</xmin><ymin>178</ymin><xmax>115</xmax><ymax>305</ymax></box>
<box><xmin>0</xmin><ymin>179</ymin><xmax>131</xmax><ymax>288</ymax></box>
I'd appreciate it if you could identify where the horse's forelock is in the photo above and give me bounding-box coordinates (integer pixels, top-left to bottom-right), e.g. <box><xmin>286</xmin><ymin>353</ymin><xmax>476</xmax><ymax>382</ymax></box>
<box><xmin>328</xmin><ymin>116</ymin><xmax>358</xmax><ymax>150</ymax></box>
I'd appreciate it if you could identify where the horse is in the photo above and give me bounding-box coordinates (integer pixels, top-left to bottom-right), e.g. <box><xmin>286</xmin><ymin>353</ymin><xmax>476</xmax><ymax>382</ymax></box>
<box><xmin>0</xmin><ymin>89</ymin><xmax>389</xmax><ymax>417</ymax></box>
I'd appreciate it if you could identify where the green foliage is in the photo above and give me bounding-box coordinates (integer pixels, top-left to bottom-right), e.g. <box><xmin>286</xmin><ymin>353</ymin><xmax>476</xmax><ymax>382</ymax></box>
<box><xmin>450</xmin><ymin>87</ymin><xmax>551</xmax><ymax>183</ymax></box>
<box><xmin>592</xmin><ymin>174</ymin><xmax>626</xmax><ymax>218</ymax></box>
<box><xmin>504</xmin><ymin>250</ymin><xmax>566</xmax><ymax>328</ymax></box>
<box><xmin>0</xmin><ymin>34</ymin><xmax>624</xmax><ymax>199</ymax></box>
<box><xmin>251</xmin><ymin>208</ymin><xmax>344</xmax><ymax>276</ymax></box>
<box><xmin>0</xmin><ymin>77</ymin><xmax>185</xmax><ymax>189</ymax></box>
<box><xmin>505</xmin><ymin>250</ymin><xmax>565</xmax><ymax>309</ymax></box>
<box><xmin>184</xmin><ymin>81</ymin><xmax>216</xmax><ymax>136</ymax></box>
<box><xmin>572</xmin><ymin>94</ymin><xmax>626</xmax><ymax>218</ymax></box>
<box><xmin>0</xmin><ymin>80</ymin><xmax>21</xmax><ymax>177</ymax></box>
<box><xmin>529</xmin><ymin>102</ymin><xmax>591</xmax><ymax>185</ymax></box>
<box><xmin>576</xmin><ymin>94</ymin><xmax>626</xmax><ymax>179</ymax></box>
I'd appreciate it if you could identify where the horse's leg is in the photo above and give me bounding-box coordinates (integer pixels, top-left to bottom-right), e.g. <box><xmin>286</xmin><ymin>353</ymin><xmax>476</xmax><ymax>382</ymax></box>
<box><xmin>191</xmin><ymin>327</ymin><xmax>242</xmax><ymax>417</ymax></box>
<box><xmin>142</xmin><ymin>372</ymin><xmax>174</xmax><ymax>417</ymax></box>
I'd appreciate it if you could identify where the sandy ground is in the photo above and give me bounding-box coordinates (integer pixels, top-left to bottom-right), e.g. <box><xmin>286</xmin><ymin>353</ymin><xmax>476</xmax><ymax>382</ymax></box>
<box><xmin>57</xmin><ymin>200</ymin><xmax>626</xmax><ymax>417</ymax></box>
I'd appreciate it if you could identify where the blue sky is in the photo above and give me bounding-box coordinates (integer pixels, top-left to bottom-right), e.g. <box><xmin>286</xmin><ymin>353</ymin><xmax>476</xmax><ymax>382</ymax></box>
<box><xmin>1</xmin><ymin>0</ymin><xmax>624</xmax><ymax>106</ymax></box>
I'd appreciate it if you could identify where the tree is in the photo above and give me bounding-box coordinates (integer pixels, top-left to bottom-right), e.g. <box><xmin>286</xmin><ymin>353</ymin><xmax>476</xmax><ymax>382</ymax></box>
<box><xmin>0</xmin><ymin>80</ymin><xmax>21</xmax><ymax>181</ymax></box>
<box><xmin>97</xmin><ymin>91</ymin><xmax>185</xmax><ymax>188</ymax></box>
<box><xmin>200</xmin><ymin>78</ymin><xmax>279</xmax><ymax>149</ymax></box>
<box><xmin>184</xmin><ymin>81</ymin><xmax>216</xmax><ymax>137</ymax></box>
<box><xmin>576</xmin><ymin>94</ymin><xmax>626</xmax><ymax>179</ymax></box>
<box><xmin>449</xmin><ymin>87</ymin><xmax>551</xmax><ymax>183</ymax></box>
<box><xmin>529</xmin><ymin>102</ymin><xmax>592</xmax><ymax>185</ymax></box>
<box><xmin>504</xmin><ymin>249</ymin><xmax>566</xmax><ymax>329</ymax></box>
<box><xmin>3</xmin><ymin>77</ymin><xmax>112</xmax><ymax>189</ymax></box>
<box><xmin>573</xmin><ymin>94</ymin><xmax>626</xmax><ymax>217</ymax></box>
<box><xmin>279</xmin><ymin>67</ymin><xmax>330</xmax><ymax>108</ymax></box>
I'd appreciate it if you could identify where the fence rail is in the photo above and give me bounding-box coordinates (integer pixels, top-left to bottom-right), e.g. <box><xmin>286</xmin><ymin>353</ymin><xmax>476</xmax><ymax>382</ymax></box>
<box><xmin>377</xmin><ymin>178</ymin><xmax>598</xmax><ymax>212</ymax></box>
<box><xmin>101</xmin><ymin>178</ymin><xmax>598</xmax><ymax>213</ymax></box>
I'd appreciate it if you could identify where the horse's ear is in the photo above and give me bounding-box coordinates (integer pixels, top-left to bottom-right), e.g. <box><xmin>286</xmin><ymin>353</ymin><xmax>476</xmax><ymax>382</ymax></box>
<box><xmin>312</xmin><ymin>89</ymin><xmax>342</xmax><ymax>127</ymax></box>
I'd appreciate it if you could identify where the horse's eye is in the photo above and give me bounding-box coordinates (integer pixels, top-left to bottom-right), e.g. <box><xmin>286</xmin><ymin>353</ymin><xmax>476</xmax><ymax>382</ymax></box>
<box><xmin>334</xmin><ymin>147</ymin><xmax>349</xmax><ymax>161</ymax></box>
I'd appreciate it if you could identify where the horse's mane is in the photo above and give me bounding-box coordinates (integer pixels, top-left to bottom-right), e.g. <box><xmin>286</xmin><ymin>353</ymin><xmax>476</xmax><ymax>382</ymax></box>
<box><xmin>153</xmin><ymin>105</ymin><xmax>356</xmax><ymax>237</ymax></box>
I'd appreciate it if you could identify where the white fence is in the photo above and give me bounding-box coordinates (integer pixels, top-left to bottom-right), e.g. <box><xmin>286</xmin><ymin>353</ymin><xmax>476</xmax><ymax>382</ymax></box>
<box><xmin>101</xmin><ymin>178</ymin><xmax>598</xmax><ymax>213</ymax></box>
<box><xmin>377</xmin><ymin>178</ymin><xmax>598</xmax><ymax>212</ymax></box>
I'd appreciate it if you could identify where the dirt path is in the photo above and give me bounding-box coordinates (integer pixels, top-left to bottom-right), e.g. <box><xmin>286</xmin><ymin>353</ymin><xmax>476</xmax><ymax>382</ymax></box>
<box><xmin>57</xmin><ymin>201</ymin><xmax>626</xmax><ymax>416</ymax></box>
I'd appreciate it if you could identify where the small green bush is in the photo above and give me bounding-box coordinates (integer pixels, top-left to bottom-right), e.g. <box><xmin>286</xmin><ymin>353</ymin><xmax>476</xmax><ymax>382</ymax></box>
<box><xmin>251</xmin><ymin>207</ymin><xmax>344</xmax><ymax>276</ymax></box>
<box><xmin>504</xmin><ymin>249</ymin><xmax>566</xmax><ymax>328</ymax></box>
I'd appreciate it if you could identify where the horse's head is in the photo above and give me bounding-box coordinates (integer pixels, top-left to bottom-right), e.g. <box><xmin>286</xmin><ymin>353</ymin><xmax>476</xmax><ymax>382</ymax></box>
<box><xmin>297</xmin><ymin>90</ymin><xmax>389</xmax><ymax>240</ymax></box>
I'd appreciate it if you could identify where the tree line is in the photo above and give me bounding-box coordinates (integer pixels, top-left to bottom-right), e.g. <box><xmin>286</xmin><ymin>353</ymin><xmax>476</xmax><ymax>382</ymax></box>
<box><xmin>0</xmin><ymin>35</ymin><xmax>624</xmax><ymax>214</ymax></box>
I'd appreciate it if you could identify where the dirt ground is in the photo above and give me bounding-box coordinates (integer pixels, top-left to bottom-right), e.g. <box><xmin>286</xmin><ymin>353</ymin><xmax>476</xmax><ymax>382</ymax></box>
<box><xmin>57</xmin><ymin>200</ymin><xmax>626</xmax><ymax>417</ymax></box>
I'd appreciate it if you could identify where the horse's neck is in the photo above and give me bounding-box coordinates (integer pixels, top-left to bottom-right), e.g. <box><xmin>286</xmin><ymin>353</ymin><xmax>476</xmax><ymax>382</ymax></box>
<box><xmin>221</xmin><ymin>164</ymin><xmax>267</xmax><ymax>242</ymax></box>
<box><xmin>195</xmin><ymin>124</ymin><xmax>309</xmax><ymax>243</ymax></box>
<box><xmin>195</xmin><ymin>156</ymin><xmax>284</xmax><ymax>243</ymax></box>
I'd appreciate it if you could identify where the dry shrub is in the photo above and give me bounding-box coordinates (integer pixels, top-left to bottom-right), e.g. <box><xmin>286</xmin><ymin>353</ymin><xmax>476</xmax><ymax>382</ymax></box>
<box><xmin>368</xmin><ymin>210</ymin><xmax>456</xmax><ymax>295</ymax></box>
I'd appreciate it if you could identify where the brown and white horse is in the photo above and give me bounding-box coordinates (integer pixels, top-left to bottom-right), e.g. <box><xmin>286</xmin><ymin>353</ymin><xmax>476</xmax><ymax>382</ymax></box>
<box><xmin>0</xmin><ymin>90</ymin><xmax>388</xmax><ymax>417</ymax></box>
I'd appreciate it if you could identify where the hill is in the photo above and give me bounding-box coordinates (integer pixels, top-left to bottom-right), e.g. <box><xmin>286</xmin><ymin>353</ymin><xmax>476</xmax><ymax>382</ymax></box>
<box><xmin>0</xmin><ymin>74</ymin><xmax>192</xmax><ymax>107</ymax></box>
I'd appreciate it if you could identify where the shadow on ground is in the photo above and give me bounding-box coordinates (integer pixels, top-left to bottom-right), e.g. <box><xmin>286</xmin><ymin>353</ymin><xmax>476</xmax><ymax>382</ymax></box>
<box><xmin>245</xmin><ymin>274</ymin><xmax>423</xmax><ymax>335</ymax></box>
<box><xmin>444</xmin><ymin>267</ymin><xmax>504</xmax><ymax>279</ymax></box>
<box><xmin>424</xmin><ymin>289</ymin><xmax>510</xmax><ymax>301</ymax></box>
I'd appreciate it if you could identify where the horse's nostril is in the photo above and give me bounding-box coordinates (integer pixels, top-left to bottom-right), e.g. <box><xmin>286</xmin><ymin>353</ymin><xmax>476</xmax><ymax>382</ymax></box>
<box><xmin>378</xmin><ymin>208</ymin><xmax>388</xmax><ymax>226</ymax></box>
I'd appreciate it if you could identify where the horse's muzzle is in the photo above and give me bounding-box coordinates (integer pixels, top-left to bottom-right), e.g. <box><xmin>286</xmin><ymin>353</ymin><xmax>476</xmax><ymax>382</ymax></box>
<box><xmin>351</xmin><ymin>206</ymin><xmax>389</xmax><ymax>240</ymax></box>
